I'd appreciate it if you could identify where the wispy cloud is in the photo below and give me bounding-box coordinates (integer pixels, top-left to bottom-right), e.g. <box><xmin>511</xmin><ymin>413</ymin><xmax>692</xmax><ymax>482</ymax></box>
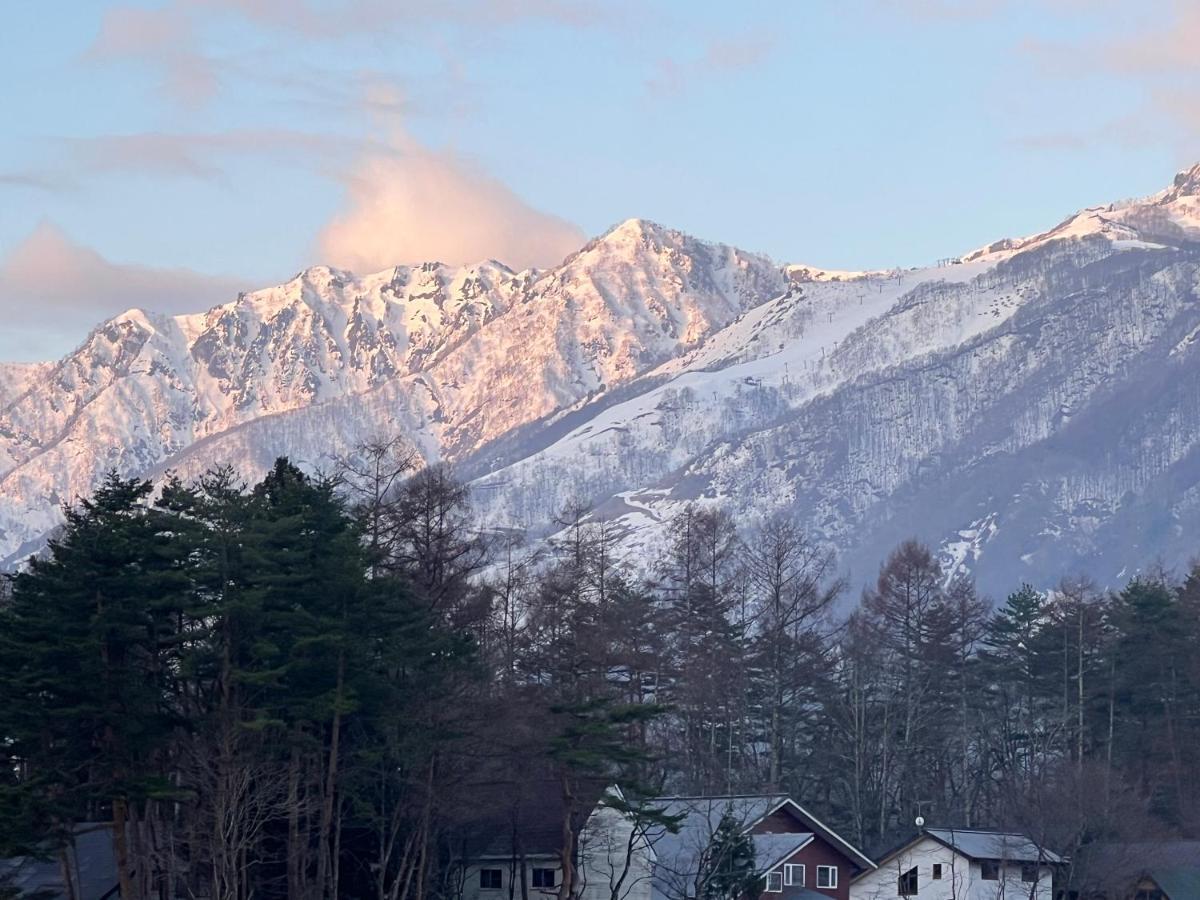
<box><xmin>85</xmin><ymin>0</ymin><xmax>614</xmax><ymax>111</ymax></box>
<box><xmin>0</xmin><ymin>172</ymin><xmax>76</xmax><ymax>193</ymax></box>
<box><xmin>1018</xmin><ymin>0</ymin><xmax>1200</xmax><ymax>149</ymax></box>
<box><xmin>87</xmin><ymin>4</ymin><xmax>219</xmax><ymax>107</ymax></box>
<box><xmin>203</xmin><ymin>0</ymin><xmax>611</xmax><ymax>37</ymax></box>
<box><xmin>0</xmin><ymin>223</ymin><xmax>244</xmax><ymax>361</ymax></box>
<box><xmin>646</xmin><ymin>32</ymin><xmax>775</xmax><ymax>97</ymax></box>
<box><xmin>5</xmin><ymin>128</ymin><xmax>378</xmax><ymax>190</ymax></box>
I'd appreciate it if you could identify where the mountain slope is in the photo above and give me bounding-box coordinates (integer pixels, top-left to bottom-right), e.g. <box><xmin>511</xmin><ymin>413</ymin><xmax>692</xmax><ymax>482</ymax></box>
<box><xmin>2</xmin><ymin>167</ymin><xmax>1200</xmax><ymax>593</ymax></box>
<box><xmin>0</xmin><ymin>220</ymin><xmax>781</xmax><ymax>565</ymax></box>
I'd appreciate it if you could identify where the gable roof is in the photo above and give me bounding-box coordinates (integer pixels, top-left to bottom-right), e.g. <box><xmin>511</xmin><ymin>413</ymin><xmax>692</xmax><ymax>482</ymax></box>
<box><xmin>447</xmin><ymin>778</ymin><xmax>610</xmax><ymax>859</ymax></box>
<box><xmin>752</xmin><ymin>834</ymin><xmax>815</xmax><ymax>873</ymax></box>
<box><xmin>652</xmin><ymin>795</ymin><xmax>874</xmax><ymax>873</ymax></box>
<box><xmin>861</xmin><ymin>827</ymin><xmax>1064</xmax><ymax>877</ymax></box>
<box><xmin>924</xmin><ymin>828</ymin><xmax>1065</xmax><ymax>864</ymax></box>
<box><xmin>761</xmin><ymin>797</ymin><xmax>875</xmax><ymax>871</ymax></box>
<box><xmin>648</xmin><ymin>794</ymin><xmax>874</xmax><ymax>893</ymax></box>
<box><xmin>1076</xmin><ymin>840</ymin><xmax>1200</xmax><ymax>899</ymax></box>
<box><xmin>0</xmin><ymin>824</ymin><xmax>117</xmax><ymax>900</ymax></box>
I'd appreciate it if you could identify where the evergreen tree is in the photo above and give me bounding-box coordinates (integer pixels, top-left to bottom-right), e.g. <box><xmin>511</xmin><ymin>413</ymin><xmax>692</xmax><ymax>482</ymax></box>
<box><xmin>0</xmin><ymin>473</ymin><xmax>192</xmax><ymax>898</ymax></box>
<box><xmin>700</xmin><ymin>812</ymin><xmax>758</xmax><ymax>900</ymax></box>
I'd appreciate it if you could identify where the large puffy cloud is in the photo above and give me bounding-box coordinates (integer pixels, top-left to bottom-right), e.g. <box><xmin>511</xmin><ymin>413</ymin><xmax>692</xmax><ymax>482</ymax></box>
<box><xmin>316</xmin><ymin>135</ymin><xmax>585</xmax><ymax>272</ymax></box>
<box><xmin>0</xmin><ymin>223</ymin><xmax>244</xmax><ymax>361</ymax></box>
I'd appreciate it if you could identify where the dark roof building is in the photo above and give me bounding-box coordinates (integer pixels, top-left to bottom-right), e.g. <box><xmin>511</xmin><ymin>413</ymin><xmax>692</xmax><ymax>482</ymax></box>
<box><xmin>0</xmin><ymin>824</ymin><xmax>118</xmax><ymax>900</ymax></box>
<box><xmin>1073</xmin><ymin>840</ymin><xmax>1200</xmax><ymax>899</ymax></box>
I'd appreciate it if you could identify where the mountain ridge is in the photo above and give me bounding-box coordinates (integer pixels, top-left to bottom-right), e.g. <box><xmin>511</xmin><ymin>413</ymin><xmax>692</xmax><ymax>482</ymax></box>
<box><xmin>3</xmin><ymin>166</ymin><xmax>1200</xmax><ymax>593</ymax></box>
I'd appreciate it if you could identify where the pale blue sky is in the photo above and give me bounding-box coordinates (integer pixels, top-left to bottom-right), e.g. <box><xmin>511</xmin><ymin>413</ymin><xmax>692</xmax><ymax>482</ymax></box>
<box><xmin>1</xmin><ymin>0</ymin><xmax>1197</xmax><ymax>360</ymax></box>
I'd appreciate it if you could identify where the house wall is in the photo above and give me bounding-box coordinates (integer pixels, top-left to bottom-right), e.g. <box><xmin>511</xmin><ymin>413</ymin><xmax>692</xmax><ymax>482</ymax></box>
<box><xmin>847</xmin><ymin>837</ymin><xmax>1053</xmax><ymax>900</ymax></box>
<box><xmin>578</xmin><ymin>801</ymin><xmax>654</xmax><ymax>900</ymax></box>
<box><xmin>460</xmin><ymin>857</ymin><xmax>563</xmax><ymax>900</ymax></box>
<box><xmin>759</xmin><ymin>837</ymin><xmax>854</xmax><ymax>900</ymax></box>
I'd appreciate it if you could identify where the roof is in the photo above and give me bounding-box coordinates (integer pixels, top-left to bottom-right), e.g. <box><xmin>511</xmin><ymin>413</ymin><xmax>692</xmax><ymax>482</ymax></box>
<box><xmin>859</xmin><ymin>827</ymin><xmax>1064</xmax><ymax>880</ymax></box>
<box><xmin>652</xmin><ymin>795</ymin><xmax>874</xmax><ymax>873</ymax></box>
<box><xmin>1075</xmin><ymin>841</ymin><xmax>1200</xmax><ymax>898</ymax></box>
<box><xmin>447</xmin><ymin>778</ymin><xmax>610</xmax><ymax>859</ymax></box>
<box><xmin>751</xmin><ymin>833</ymin><xmax>814</xmax><ymax>872</ymax></box>
<box><xmin>1154</xmin><ymin>867</ymin><xmax>1200</xmax><ymax>899</ymax></box>
<box><xmin>924</xmin><ymin>828</ymin><xmax>1065</xmax><ymax>864</ymax></box>
<box><xmin>0</xmin><ymin>824</ymin><xmax>117</xmax><ymax>900</ymax></box>
<box><xmin>648</xmin><ymin>795</ymin><xmax>872</xmax><ymax>900</ymax></box>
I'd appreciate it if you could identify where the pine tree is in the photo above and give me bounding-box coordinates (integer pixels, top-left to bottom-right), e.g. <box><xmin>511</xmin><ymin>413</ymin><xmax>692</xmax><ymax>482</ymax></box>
<box><xmin>700</xmin><ymin>812</ymin><xmax>758</xmax><ymax>900</ymax></box>
<box><xmin>0</xmin><ymin>473</ymin><xmax>192</xmax><ymax>898</ymax></box>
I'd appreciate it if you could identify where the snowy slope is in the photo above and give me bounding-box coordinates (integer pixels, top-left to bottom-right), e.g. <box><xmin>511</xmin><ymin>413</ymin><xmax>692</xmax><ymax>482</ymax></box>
<box><xmin>2</xmin><ymin>166</ymin><xmax>1200</xmax><ymax>594</ymax></box>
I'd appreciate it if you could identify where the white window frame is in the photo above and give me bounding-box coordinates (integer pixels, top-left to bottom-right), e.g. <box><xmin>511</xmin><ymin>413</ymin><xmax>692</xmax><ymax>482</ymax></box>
<box><xmin>784</xmin><ymin>864</ymin><xmax>805</xmax><ymax>887</ymax></box>
<box><xmin>765</xmin><ymin>871</ymin><xmax>783</xmax><ymax>893</ymax></box>
<box><xmin>816</xmin><ymin>866</ymin><xmax>837</xmax><ymax>889</ymax></box>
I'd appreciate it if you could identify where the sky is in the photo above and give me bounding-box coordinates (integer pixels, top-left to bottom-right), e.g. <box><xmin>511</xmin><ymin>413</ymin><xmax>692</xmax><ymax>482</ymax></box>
<box><xmin>1</xmin><ymin>0</ymin><xmax>1199</xmax><ymax>362</ymax></box>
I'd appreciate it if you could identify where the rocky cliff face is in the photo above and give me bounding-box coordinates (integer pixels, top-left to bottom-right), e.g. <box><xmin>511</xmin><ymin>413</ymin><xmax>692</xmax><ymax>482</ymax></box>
<box><xmin>3</xmin><ymin>169</ymin><xmax>1200</xmax><ymax>593</ymax></box>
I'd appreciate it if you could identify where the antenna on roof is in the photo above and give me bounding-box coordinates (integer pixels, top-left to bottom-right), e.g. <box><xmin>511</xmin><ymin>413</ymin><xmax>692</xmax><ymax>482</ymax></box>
<box><xmin>914</xmin><ymin>800</ymin><xmax>932</xmax><ymax>831</ymax></box>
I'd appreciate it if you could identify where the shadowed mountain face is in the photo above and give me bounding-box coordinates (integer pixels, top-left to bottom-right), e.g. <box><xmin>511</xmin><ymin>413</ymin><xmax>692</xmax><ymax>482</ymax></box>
<box><xmin>3</xmin><ymin>170</ymin><xmax>1200</xmax><ymax>595</ymax></box>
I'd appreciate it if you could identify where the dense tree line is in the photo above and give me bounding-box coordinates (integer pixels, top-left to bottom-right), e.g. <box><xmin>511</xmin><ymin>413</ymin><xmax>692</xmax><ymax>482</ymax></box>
<box><xmin>3</xmin><ymin>452</ymin><xmax>1200</xmax><ymax>898</ymax></box>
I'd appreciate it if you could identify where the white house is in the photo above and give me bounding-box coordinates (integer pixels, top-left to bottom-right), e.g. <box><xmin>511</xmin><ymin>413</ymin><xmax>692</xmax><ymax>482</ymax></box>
<box><xmin>455</xmin><ymin>783</ymin><xmax>656</xmax><ymax>900</ymax></box>
<box><xmin>849</xmin><ymin>828</ymin><xmax>1063</xmax><ymax>900</ymax></box>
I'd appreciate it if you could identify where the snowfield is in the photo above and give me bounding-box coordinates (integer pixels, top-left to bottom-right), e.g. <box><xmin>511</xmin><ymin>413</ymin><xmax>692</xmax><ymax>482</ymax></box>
<box><xmin>3</xmin><ymin>165</ymin><xmax>1200</xmax><ymax>595</ymax></box>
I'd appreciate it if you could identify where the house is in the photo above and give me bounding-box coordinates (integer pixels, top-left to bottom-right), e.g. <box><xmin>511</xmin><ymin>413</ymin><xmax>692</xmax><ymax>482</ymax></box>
<box><xmin>849</xmin><ymin>827</ymin><xmax>1063</xmax><ymax>900</ymax></box>
<box><xmin>1071</xmin><ymin>840</ymin><xmax>1200</xmax><ymax>899</ymax></box>
<box><xmin>648</xmin><ymin>795</ymin><xmax>875</xmax><ymax>900</ymax></box>
<box><xmin>0</xmin><ymin>823</ymin><xmax>118</xmax><ymax>900</ymax></box>
<box><xmin>453</xmin><ymin>780</ymin><xmax>656</xmax><ymax>900</ymax></box>
<box><xmin>452</xmin><ymin>788</ymin><xmax>874</xmax><ymax>900</ymax></box>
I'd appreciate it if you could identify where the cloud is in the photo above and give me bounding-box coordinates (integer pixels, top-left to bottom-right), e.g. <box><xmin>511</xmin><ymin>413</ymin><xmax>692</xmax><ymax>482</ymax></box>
<box><xmin>87</xmin><ymin>4</ymin><xmax>218</xmax><ymax>107</ymax></box>
<box><xmin>1017</xmin><ymin>0</ymin><xmax>1200</xmax><ymax>148</ymax></box>
<box><xmin>66</xmin><ymin>129</ymin><xmax>369</xmax><ymax>181</ymax></box>
<box><xmin>85</xmin><ymin>0</ymin><xmax>612</xmax><ymax>110</ymax></box>
<box><xmin>0</xmin><ymin>172</ymin><xmax>75</xmax><ymax>193</ymax></box>
<box><xmin>315</xmin><ymin>130</ymin><xmax>585</xmax><ymax>273</ymax></box>
<box><xmin>646</xmin><ymin>33</ymin><xmax>775</xmax><ymax>97</ymax></box>
<box><xmin>203</xmin><ymin>0</ymin><xmax>610</xmax><ymax>37</ymax></box>
<box><xmin>0</xmin><ymin>224</ymin><xmax>244</xmax><ymax>361</ymax></box>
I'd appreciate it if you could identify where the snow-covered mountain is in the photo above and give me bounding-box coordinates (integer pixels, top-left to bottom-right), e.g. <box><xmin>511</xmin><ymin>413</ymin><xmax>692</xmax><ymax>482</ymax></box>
<box><xmin>3</xmin><ymin>166</ymin><xmax>1200</xmax><ymax>594</ymax></box>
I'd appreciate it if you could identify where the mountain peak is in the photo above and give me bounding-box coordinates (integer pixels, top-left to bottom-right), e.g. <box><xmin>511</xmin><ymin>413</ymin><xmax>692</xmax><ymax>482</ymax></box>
<box><xmin>1167</xmin><ymin>161</ymin><xmax>1200</xmax><ymax>200</ymax></box>
<box><xmin>598</xmin><ymin>217</ymin><xmax>671</xmax><ymax>244</ymax></box>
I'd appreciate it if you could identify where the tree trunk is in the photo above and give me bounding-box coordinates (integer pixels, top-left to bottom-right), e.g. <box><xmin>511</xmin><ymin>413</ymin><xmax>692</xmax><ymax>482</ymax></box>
<box><xmin>287</xmin><ymin>745</ymin><xmax>304</xmax><ymax>900</ymax></box>
<box><xmin>113</xmin><ymin>796</ymin><xmax>137</xmax><ymax>900</ymax></box>
<box><xmin>316</xmin><ymin>653</ymin><xmax>345</xmax><ymax>898</ymax></box>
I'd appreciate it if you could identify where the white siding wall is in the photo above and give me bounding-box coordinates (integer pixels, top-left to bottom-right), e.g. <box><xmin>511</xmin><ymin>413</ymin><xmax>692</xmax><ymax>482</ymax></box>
<box><xmin>577</xmin><ymin>802</ymin><xmax>654</xmax><ymax>900</ymax></box>
<box><xmin>459</xmin><ymin>802</ymin><xmax>652</xmax><ymax>900</ymax></box>
<box><xmin>460</xmin><ymin>859</ymin><xmax>563</xmax><ymax>900</ymax></box>
<box><xmin>849</xmin><ymin>837</ymin><xmax>1053</xmax><ymax>900</ymax></box>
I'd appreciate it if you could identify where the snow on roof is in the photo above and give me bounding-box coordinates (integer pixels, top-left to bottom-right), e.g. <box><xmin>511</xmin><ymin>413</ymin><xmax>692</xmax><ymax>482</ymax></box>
<box><xmin>648</xmin><ymin>796</ymin><xmax>792</xmax><ymax>900</ymax></box>
<box><xmin>924</xmin><ymin>828</ymin><xmax>1065</xmax><ymax>864</ymax></box>
<box><xmin>752</xmin><ymin>833</ymin><xmax>814</xmax><ymax>872</ymax></box>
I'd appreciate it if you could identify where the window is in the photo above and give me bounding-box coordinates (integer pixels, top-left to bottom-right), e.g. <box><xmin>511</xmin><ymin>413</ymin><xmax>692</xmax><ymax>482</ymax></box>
<box><xmin>816</xmin><ymin>866</ymin><xmax>837</xmax><ymax>889</ymax></box>
<box><xmin>898</xmin><ymin>866</ymin><xmax>918</xmax><ymax>897</ymax></box>
<box><xmin>532</xmin><ymin>869</ymin><xmax>557</xmax><ymax>889</ymax></box>
<box><xmin>784</xmin><ymin>865</ymin><xmax>805</xmax><ymax>887</ymax></box>
<box><xmin>480</xmin><ymin>870</ymin><xmax>502</xmax><ymax>890</ymax></box>
<box><xmin>1021</xmin><ymin>864</ymin><xmax>1039</xmax><ymax>884</ymax></box>
<box><xmin>932</xmin><ymin>864</ymin><xmax>942</xmax><ymax>880</ymax></box>
<box><xmin>981</xmin><ymin>861</ymin><xmax>1000</xmax><ymax>881</ymax></box>
<box><xmin>765</xmin><ymin>871</ymin><xmax>783</xmax><ymax>893</ymax></box>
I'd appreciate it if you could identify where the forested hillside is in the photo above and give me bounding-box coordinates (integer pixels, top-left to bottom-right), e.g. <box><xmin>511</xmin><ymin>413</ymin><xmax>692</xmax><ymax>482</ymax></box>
<box><xmin>2</xmin><ymin>452</ymin><xmax>1198</xmax><ymax>899</ymax></box>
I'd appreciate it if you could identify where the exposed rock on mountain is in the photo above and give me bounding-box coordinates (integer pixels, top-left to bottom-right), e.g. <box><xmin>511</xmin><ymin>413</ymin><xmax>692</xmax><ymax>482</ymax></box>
<box><xmin>3</xmin><ymin>168</ymin><xmax>1200</xmax><ymax>595</ymax></box>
